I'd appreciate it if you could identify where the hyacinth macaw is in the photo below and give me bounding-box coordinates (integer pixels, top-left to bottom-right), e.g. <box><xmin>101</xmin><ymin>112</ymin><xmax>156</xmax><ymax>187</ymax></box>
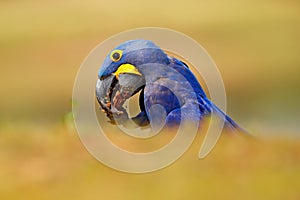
<box><xmin>96</xmin><ymin>40</ymin><xmax>244</xmax><ymax>132</ymax></box>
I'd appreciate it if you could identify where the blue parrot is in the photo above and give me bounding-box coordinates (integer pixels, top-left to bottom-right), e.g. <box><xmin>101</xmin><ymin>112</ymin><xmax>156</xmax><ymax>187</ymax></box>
<box><xmin>96</xmin><ymin>40</ymin><xmax>244</xmax><ymax>132</ymax></box>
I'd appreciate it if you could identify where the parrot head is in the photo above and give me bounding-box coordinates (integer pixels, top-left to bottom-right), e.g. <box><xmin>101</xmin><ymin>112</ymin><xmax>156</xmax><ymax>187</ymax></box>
<box><xmin>96</xmin><ymin>40</ymin><xmax>169</xmax><ymax>124</ymax></box>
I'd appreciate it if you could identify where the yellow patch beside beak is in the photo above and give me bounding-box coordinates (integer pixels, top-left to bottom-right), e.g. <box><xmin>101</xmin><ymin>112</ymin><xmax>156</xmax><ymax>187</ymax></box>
<box><xmin>113</xmin><ymin>64</ymin><xmax>142</xmax><ymax>79</ymax></box>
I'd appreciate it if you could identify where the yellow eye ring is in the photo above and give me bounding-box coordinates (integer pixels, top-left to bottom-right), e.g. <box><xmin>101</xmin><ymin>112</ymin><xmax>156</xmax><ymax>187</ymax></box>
<box><xmin>110</xmin><ymin>50</ymin><xmax>123</xmax><ymax>62</ymax></box>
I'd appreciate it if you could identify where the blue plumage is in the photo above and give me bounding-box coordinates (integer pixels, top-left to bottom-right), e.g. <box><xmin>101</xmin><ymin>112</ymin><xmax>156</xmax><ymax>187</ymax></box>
<box><xmin>96</xmin><ymin>39</ymin><xmax>244</xmax><ymax>132</ymax></box>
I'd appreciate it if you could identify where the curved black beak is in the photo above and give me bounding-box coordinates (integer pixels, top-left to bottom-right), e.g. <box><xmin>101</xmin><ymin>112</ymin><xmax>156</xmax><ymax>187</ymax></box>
<box><xmin>96</xmin><ymin>73</ymin><xmax>145</xmax><ymax>124</ymax></box>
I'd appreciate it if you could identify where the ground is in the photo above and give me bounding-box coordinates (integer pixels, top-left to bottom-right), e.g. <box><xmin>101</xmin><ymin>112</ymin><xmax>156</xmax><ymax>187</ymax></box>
<box><xmin>1</xmin><ymin>124</ymin><xmax>299</xmax><ymax>200</ymax></box>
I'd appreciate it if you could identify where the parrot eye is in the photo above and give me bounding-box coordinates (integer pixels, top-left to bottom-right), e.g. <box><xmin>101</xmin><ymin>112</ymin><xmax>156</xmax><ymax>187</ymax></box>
<box><xmin>110</xmin><ymin>50</ymin><xmax>123</xmax><ymax>62</ymax></box>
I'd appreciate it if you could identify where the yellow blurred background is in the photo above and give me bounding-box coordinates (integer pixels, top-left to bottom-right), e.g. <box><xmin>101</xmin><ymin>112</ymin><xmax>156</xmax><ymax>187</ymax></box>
<box><xmin>1</xmin><ymin>0</ymin><xmax>300</xmax><ymax>199</ymax></box>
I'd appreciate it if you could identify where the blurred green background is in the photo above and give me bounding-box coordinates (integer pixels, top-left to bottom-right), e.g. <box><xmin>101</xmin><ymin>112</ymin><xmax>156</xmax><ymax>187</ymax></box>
<box><xmin>1</xmin><ymin>0</ymin><xmax>300</xmax><ymax>199</ymax></box>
